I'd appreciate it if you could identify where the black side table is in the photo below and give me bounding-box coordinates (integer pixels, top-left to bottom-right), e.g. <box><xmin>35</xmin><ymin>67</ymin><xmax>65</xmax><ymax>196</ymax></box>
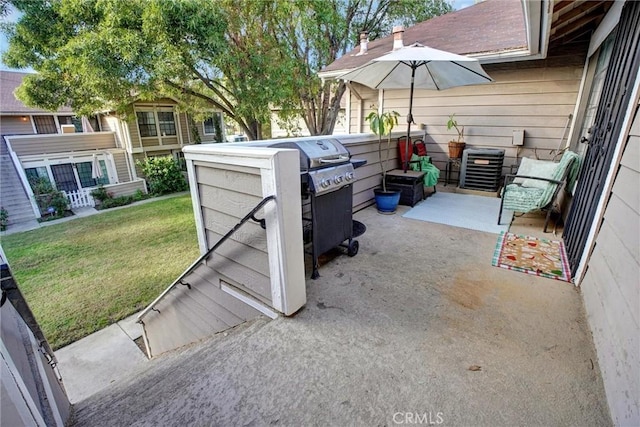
<box><xmin>445</xmin><ymin>158</ymin><xmax>462</xmax><ymax>186</ymax></box>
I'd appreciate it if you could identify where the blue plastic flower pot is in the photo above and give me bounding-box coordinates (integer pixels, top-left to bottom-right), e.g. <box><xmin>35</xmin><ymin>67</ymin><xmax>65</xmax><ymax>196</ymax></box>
<box><xmin>374</xmin><ymin>189</ymin><xmax>401</xmax><ymax>214</ymax></box>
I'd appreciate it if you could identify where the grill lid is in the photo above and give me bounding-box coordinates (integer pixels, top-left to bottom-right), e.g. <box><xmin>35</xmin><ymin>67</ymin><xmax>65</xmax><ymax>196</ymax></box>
<box><xmin>269</xmin><ymin>139</ymin><xmax>350</xmax><ymax>170</ymax></box>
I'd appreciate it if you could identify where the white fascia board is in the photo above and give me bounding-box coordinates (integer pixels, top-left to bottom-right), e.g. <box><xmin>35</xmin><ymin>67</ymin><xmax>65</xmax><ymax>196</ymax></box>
<box><xmin>318</xmin><ymin>69</ymin><xmax>356</xmax><ymax>82</ymax></box>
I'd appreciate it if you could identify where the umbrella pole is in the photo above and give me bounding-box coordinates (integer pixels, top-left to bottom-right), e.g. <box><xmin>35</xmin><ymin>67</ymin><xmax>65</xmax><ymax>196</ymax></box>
<box><xmin>405</xmin><ymin>65</ymin><xmax>416</xmax><ymax>173</ymax></box>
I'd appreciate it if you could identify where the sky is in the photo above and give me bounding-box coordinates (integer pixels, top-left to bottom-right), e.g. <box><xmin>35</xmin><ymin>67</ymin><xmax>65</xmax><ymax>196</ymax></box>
<box><xmin>0</xmin><ymin>0</ymin><xmax>478</xmax><ymax>72</ymax></box>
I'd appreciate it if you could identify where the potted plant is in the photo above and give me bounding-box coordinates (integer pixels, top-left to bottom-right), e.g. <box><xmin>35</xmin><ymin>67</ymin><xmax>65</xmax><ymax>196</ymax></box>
<box><xmin>447</xmin><ymin>113</ymin><xmax>466</xmax><ymax>158</ymax></box>
<box><xmin>366</xmin><ymin>109</ymin><xmax>402</xmax><ymax>214</ymax></box>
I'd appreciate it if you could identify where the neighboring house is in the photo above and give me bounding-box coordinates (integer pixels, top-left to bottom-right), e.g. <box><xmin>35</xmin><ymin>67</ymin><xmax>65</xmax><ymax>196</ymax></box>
<box><xmin>321</xmin><ymin>1</ymin><xmax>639</xmax><ymax>424</ymax></box>
<box><xmin>0</xmin><ymin>70</ymin><xmax>225</xmax><ymax>227</ymax></box>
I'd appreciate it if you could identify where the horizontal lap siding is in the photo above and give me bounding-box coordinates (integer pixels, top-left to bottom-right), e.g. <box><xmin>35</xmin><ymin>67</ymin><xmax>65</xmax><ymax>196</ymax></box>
<box><xmin>179</xmin><ymin>113</ymin><xmax>190</xmax><ymax>145</ymax></box>
<box><xmin>381</xmin><ymin>63</ymin><xmax>583</xmax><ymax>173</ymax></box>
<box><xmin>0</xmin><ymin>116</ymin><xmax>34</xmax><ymax>135</ymax></box>
<box><xmin>111</xmin><ymin>151</ymin><xmax>131</xmax><ymax>182</ymax></box>
<box><xmin>341</xmin><ymin>134</ymin><xmax>407</xmax><ymax>211</ymax></box>
<box><xmin>127</xmin><ymin>120</ymin><xmax>142</xmax><ymax>149</ymax></box>
<box><xmin>196</xmin><ymin>164</ymin><xmax>272</xmax><ymax>304</ymax></box>
<box><xmin>349</xmin><ymin>84</ymin><xmax>379</xmax><ymax>134</ymax></box>
<box><xmin>581</xmin><ymin>104</ymin><xmax>640</xmax><ymax>426</ymax></box>
<box><xmin>142</xmin><ymin>261</ymin><xmax>262</xmax><ymax>357</ymax></box>
<box><xmin>8</xmin><ymin>132</ymin><xmax>118</xmax><ymax>156</ymax></box>
<box><xmin>105</xmin><ymin>180</ymin><xmax>146</xmax><ymax>197</ymax></box>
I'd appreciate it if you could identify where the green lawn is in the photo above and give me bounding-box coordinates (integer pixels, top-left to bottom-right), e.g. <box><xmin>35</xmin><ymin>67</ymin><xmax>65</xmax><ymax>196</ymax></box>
<box><xmin>1</xmin><ymin>195</ymin><xmax>199</xmax><ymax>350</ymax></box>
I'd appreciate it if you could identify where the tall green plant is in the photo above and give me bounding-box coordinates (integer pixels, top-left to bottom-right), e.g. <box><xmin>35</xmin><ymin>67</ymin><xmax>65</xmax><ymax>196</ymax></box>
<box><xmin>366</xmin><ymin>110</ymin><xmax>400</xmax><ymax>192</ymax></box>
<box><xmin>447</xmin><ymin>113</ymin><xmax>464</xmax><ymax>142</ymax></box>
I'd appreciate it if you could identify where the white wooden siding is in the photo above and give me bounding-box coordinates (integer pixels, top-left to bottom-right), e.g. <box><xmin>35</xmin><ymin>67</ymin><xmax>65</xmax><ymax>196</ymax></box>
<box><xmin>139</xmin><ymin>146</ymin><xmax>305</xmax><ymax>357</ymax></box>
<box><xmin>581</xmin><ymin>101</ymin><xmax>640</xmax><ymax>426</ymax></box>
<box><xmin>6</xmin><ymin>132</ymin><xmax>118</xmax><ymax>156</ymax></box>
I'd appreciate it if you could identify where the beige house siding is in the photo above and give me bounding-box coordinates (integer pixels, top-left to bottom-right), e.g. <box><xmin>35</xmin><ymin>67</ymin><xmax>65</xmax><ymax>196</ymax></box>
<box><xmin>581</xmin><ymin>100</ymin><xmax>640</xmax><ymax>426</ymax></box>
<box><xmin>0</xmin><ymin>116</ymin><xmax>34</xmax><ymax>135</ymax></box>
<box><xmin>349</xmin><ymin>85</ymin><xmax>380</xmax><ymax>134</ymax></box>
<box><xmin>111</xmin><ymin>151</ymin><xmax>131</xmax><ymax>183</ymax></box>
<box><xmin>104</xmin><ymin>179</ymin><xmax>147</xmax><ymax>197</ymax></box>
<box><xmin>179</xmin><ymin>112</ymin><xmax>190</xmax><ymax>145</ymax></box>
<box><xmin>6</xmin><ymin>132</ymin><xmax>118</xmax><ymax>156</ymax></box>
<box><xmin>342</xmin><ymin>134</ymin><xmax>406</xmax><ymax>211</ymax></box>
<box><xmin>349</xmin><ymin>55</ymin><xmax>585</xmax><ymax>174</ymax></box>
<box><xmin>139</xmin><ymin>261</ymin><xmax>262</xmax><ymax>358</ymax></box>
<box><xmin>196</xmin><ymin>163</ymin><xmax>272</xmax><ymax>305</ymax></box>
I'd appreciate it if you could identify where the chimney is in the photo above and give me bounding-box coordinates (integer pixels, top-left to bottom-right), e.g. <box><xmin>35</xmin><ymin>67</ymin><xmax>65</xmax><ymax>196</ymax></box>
<box><xmin>392</xmin><ymin>26</ymin><xmax>404</xmax><ymax>50</ymax></box>
<box><xmin>356</xmin><ymin>31</ymin><xmax>369</xmax><ymax>56</ymax></box>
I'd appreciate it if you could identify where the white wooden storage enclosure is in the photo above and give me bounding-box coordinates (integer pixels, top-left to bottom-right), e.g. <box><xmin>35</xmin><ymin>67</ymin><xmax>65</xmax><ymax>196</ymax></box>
<box><xmin>137</xmin><ymin>145</ymin><xmax>306</xmax><ymax>358</ymax></box>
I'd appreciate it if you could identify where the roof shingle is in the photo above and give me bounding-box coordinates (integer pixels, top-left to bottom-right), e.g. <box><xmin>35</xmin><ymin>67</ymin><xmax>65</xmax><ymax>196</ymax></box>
<box><xmin>1</xmin><ymin>70</ymin><xmax>73</xmax><ymax>114</ymax></box>
<box><xmin>322</xmin><ymin>0</ymin><xmax>527</xmax><ymax>74</ymax></box>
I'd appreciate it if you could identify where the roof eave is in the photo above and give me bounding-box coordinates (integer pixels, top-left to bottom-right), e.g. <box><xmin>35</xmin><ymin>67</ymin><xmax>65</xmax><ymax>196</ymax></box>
<box><xmin>521</xmin><ymin>0</ymin><xmax>553</xmax><ymax>59</ymax></box>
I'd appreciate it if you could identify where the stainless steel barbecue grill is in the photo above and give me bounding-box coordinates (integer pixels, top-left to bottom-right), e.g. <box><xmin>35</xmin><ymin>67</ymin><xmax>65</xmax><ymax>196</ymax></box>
<box><xmin>268</xmin><ymin>138</ymin><xmax>363</xmax><ymax>279</ymax></box>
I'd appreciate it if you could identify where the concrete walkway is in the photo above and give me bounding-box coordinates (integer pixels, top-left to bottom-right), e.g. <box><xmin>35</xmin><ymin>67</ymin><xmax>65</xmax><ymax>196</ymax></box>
<box><xmin>66</xmin><ymin>204</ymin><xmax>611</xmax><ymax>426</ymax></box>
<box><xmin>55</xmin><ymin>313</ymin><xmax>148</xmax><ymax>403</ymax></box>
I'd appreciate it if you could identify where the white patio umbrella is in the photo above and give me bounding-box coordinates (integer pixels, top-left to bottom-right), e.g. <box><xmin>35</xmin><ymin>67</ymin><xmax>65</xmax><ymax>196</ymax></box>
<box><xmin>339</xmin><ymin>43</ymin><xmax>493</xmax><ymax>170</ymax></box>
<box><xmin>81</xmin><ymin>116</ymin><xmax>95</xmax><ymax>133</ymax></box>
<box><xmin>91</xmin><ymin>154</ymin><xmax>103</xmax><ymax>179</ymax></box>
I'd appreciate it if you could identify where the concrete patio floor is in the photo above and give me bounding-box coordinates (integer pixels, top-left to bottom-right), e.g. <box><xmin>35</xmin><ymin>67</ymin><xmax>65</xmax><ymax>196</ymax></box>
<box><xmin>69</xmin><ymin>202</ymin><xmax>611</xmax><ymax>426</ymax></box>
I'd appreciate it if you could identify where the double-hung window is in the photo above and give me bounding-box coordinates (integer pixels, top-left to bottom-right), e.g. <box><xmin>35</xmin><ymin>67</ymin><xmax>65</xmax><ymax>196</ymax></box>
<box><xmin>136</xmin><ymin>111</ymin><xmax>158</xmax><ymax>137</ymax></box>
<box><xmin>136</xmin><ymin>108</ymin><xmax>177</xmax><ymax>139</ymax></box>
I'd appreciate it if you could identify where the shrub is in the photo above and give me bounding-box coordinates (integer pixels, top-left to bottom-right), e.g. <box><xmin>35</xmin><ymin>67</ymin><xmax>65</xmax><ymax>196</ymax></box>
<box><xmin>90</xmin><ymin>186</ymin><xmax>112</xmax><ymax>203</ymax></box>
<box><xmin>99</xmin><ymin>195</ymin><xmax>135</xmax><ymax>209</ymax></box>
<box><xmin>0</xmin><ymin>207</ymin><xmax>8</xmax><ymax>231</ymax></box>
<box><xmin>136</xmin><ymin>157</ymin><xmax>188</xmax><ymax>195</ymax></box>
<box><xmin>29</xmin><ymin>177</ymin><xmax>69</xmax><ymax>218</ymax></box>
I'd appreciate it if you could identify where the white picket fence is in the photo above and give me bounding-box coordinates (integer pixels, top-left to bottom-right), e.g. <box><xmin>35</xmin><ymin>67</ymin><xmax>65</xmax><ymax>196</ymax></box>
<box><xmin>63</xmin><ymin>189</ymin><xmax>95</xmax><ymax>209</ymax></box>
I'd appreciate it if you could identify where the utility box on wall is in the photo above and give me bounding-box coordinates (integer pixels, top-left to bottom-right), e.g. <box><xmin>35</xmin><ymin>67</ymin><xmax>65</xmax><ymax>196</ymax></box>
<box><xmin>512</xmin><ymin>129</ymin><xmax>525</xmax><ymax>146</ymax></box>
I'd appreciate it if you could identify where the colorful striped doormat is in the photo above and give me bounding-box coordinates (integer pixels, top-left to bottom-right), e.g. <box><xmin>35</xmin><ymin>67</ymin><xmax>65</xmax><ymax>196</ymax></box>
<box><xmin>492</xmin><ymin>232</ymin><xmax>571</xmax><ymax>282</ymax></box>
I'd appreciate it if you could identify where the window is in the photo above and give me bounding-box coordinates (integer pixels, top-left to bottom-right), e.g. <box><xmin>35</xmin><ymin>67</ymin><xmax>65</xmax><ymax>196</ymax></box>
<box><xmin>76</xmin><ymin>161</ymin><xmax>109</xmax><ymax>188</ymax></box>
<box><xmin>136</xmin><ymin>111</ymin><xmax>157</xmax><ymax>137</ymax></box>
<box><xmin>58</xmin><ymin>115</ymin><xmax>83</xmax><ymax>132</ymax></box>
<box><xmin>157</xmin><ymin>112</ymin><xmax>177</xmax><ymax>136</ymax></box>
<box><xmin>203</xmin><ymin>113</ymin><xmax>224</xmax><ymax>142</ymax></box>
<box><xmin>33</xmin><ymin>116</ymin><xmax>57</xmax><ymax>134</ymax></box>
<box><xmin>25</xmin><ymin>167</ymin><xmax>50</xmax><ymax>188</ymax></box>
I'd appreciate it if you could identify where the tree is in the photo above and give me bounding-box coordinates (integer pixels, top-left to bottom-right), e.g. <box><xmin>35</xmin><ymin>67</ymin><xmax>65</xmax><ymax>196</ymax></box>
<box><xmin>2</xmin><ymin>0</ymin><xmax>452</xmax><ymax>139</ymax></box>
<box><xmin>2</xmin><ymin>0</ymin><xmax>282</xmax><ymax>140</ymax></box>
<box><xmin>260</xmin><ymin>0</ymin><xmax>453</xmax><ymax>136</ymax></box>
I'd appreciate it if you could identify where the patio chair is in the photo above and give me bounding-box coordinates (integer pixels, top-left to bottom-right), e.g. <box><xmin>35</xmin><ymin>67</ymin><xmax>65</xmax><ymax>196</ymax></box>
<box><xmin>498</xmin><ymin>150</ymin><xmax>579</xmax><ymax>232</ymax></box>
<box><xmin>398</xmin><ymin>137</ymin><xmax>440</xmax><ymax>191</ymax></box>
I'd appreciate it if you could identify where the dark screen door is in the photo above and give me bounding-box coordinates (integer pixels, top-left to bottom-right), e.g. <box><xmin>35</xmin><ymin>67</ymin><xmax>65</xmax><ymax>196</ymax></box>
<box><xmin>51</xmin><ymin>164</ymin><xmax>78</xmax><ymax>193</ymax></box>
<box><xmin>563</xmin><ymin>1</ymin><xmax>640</xmax><ymax>273</ymax></box>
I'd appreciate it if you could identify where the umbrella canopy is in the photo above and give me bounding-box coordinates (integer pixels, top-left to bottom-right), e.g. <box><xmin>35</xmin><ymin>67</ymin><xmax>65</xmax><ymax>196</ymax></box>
<box><xmin>81</xmin><ymin>116</ymin><xmax>95</xmax><ymax>133</ymax></box>
<box><xmin>91</xmin><ymin>154</ymin><xmax>103</xmax><ymax>180</ymax></box>
<box><xmin>339</xmin><ymin>42</ymin><xmax>493</xmax><ymax>90</ymax></box>
<box><xmin>339</xmin><ymin>43</ymin><xmax>493</xmax><ymax>170</ymax></box>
